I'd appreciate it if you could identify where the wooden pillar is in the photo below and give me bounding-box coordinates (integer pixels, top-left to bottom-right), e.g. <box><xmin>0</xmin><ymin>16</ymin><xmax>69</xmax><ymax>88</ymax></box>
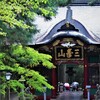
<box><xmin>83</xmin><ymin>53</ymin><xmax>88</xmax><ymax>98</ymax></box>
<box><xmin>51</xmin><ymin>68</ymin><xmax>57</xmax><ymax>98</ymax></box>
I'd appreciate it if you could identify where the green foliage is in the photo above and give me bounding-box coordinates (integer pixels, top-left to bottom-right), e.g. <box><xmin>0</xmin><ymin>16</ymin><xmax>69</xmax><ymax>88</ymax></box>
<box><xmin>56</xmin><ymin>0</ymin><xmax>71</xmax><ymax>6</ymax></box>
<box><xmin>0</xmin><ymin>44</ymin><xmax>55</xmax><ymax>97</ymax></box>
<box><xmin>0</xmin><ymin>0</ymin><xmax>58</xmax><ymax>44</ymax></box>
<box><xmin>0</xmin><ymin>0</ymin><xmax>58</xmax><ymax>98</ymax></box>
<box><xmin>88</xmin><ymin>0</ymin><xmax>99</xmax><ymax>5</ymax></box>
<box><xmin>10</xmin><ymin>44</ymin><xmax>55</xmax><ymax>68</ymax></box>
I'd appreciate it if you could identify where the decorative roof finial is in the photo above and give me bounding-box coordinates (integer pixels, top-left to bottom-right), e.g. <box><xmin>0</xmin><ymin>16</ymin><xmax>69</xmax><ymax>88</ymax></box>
<box><xmin>66</xmin><ymin>6</ymin><xmax>72</xmax><ymax>23</ymax></box>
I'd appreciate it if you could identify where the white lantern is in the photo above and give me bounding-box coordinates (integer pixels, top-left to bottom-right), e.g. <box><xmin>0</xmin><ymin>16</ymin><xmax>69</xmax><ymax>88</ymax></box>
<box><xmin>6</xmin><ymin>72</ymin><xmax>12</xmax><ymax>80</ymax></box>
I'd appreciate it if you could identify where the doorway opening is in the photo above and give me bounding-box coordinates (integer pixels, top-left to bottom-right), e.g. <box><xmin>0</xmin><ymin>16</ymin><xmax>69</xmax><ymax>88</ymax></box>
<box><xmin>57</xmin><ymin>63</ymin><xmax>84</xmax><ymax>88</ymax></box>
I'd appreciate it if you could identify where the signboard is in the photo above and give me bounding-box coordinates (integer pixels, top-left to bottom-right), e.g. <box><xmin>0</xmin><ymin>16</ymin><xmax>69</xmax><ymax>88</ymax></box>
<box><xmin>55</xmin><ymin>46</ymin><xmax>84</xmax><ymax>60</ymax></box>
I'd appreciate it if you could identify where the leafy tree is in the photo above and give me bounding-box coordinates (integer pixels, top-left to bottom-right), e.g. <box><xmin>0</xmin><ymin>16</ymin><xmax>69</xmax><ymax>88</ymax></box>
<box><xmin>0</xmin><ymin>0</ymin><xmax>59</xmax><ymax>44</ymax></box>
<box><xmin>0</xmin><ymin>0</ymin><xmax>58</xmax><ymax>98</ymax></box>
<box><xmin>0</xmin><ymin>44</ymin><xmax>55</xmax><ymax>97</ymax></box>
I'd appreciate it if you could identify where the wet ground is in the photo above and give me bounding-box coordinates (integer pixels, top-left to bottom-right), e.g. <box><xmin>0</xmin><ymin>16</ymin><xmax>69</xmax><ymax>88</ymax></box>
<box><xmin>56</xmin><ymin>91</ymin><xmax>84</xmax><ymax>100</ymax></box>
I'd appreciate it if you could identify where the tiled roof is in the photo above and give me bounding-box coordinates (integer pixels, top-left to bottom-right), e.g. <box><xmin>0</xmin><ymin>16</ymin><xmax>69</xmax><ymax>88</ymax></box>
<box><xmin>33</xmin><ymin>6</ymin><xmax>100</xmax><ymax>45</ymax></box>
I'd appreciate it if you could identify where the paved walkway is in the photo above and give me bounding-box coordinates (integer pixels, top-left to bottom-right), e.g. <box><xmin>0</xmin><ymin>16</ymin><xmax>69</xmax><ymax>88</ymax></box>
<box><xmin>10</xmin><ymin>91</ymin><xmax>88</xmax><ymax>100</ymax></box>
<box><xmin>51</xmin><ymin>91</ymin><xmax>87</xmax><ymax>100</ymax></box>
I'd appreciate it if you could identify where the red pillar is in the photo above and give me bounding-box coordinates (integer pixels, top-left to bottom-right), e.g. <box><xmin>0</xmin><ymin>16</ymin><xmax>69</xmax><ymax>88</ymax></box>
<box><xmin>51</xmin><ymin>68</ymin><xmax>57</xmax><ymax>98</ymax></box>
<box><xmin>83</xmin><ymin>54</ymin><xmax>88</xmax><ymax>98</ymax></box>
